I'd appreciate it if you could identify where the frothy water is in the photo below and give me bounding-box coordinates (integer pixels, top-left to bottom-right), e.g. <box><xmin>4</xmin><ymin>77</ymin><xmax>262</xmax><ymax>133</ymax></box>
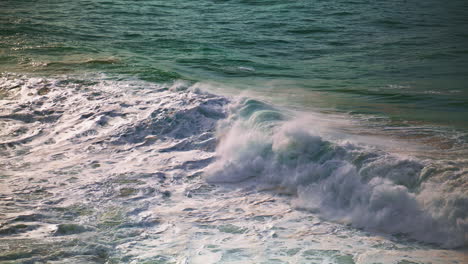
<box><xmin>0</xmin><ymin>74</ymin><xmax>466</xmax><ymax>263</ymax></box>
<box><xmin>206</xmin><ymin>98</ymin><xmax>467</xmax><ymax>248</ymax></box>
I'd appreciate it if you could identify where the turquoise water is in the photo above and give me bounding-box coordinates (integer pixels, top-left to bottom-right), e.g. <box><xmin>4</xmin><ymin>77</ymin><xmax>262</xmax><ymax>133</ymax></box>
<box><xmin>2</xmin><ymin>0</ymin><xmax>468</xmax><ymax>126</ymax></box>
<box><xmin>1</xmin><ymin>1</ymin><xmax>468</xmax><ymax>263</ymax></box>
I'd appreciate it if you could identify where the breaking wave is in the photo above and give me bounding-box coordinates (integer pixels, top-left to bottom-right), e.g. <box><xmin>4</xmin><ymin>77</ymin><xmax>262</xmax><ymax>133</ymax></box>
<box><xmin>1</xmin><ymin>73</ymin><xmax>466</xmax><ymax>257</ymax></box>
<box><xmin>206</xmin><ymin>98</ymin><xmax>468</xmax><ymax>248</ymax></box>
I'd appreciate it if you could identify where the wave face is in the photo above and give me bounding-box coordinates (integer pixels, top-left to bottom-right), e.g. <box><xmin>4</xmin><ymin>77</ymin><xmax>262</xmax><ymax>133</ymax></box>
<box><xmin>206</xmin><ymin>98</ymin><xmax>468</xmax><ymax>248</ymax></box>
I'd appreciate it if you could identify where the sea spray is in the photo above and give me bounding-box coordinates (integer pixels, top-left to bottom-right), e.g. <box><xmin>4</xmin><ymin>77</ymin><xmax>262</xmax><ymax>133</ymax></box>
<box><xmin>206</xmin><ymin>98</ymin><xmax>468</xmax><ymax>248</ymax></box>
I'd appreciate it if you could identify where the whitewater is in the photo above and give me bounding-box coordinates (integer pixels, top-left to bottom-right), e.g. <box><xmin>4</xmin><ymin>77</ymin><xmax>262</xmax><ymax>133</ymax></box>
<box><xmin>0</xmin><ymin>73</ymin><xmax>466</xmax><ymax>263</ymax></box>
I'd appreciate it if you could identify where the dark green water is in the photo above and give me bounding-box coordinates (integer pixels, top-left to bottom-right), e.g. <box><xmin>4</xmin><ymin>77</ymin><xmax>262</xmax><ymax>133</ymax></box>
<box><xmin>1</xmin><ymin>0</ymin><xmax>468</xmax><ymax>127</ymax></box>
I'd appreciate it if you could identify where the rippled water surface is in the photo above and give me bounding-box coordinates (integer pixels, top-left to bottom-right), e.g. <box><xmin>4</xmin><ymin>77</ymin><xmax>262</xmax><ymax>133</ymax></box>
<box><xmin>2</xmin><ymin>0</ymin><xmax>468</xmax><ymax>125</ymax></box>
<box><xmin>0</xmin><ymin>0</ymin><xmax>467</xmax><ymax>263</ymax></box>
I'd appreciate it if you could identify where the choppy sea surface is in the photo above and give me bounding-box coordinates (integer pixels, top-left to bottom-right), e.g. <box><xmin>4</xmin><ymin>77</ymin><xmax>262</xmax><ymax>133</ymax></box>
<box><xmin>0</xmin><ymin>1</ymin><xmax>467</xmax><ymax>263</ymax></box>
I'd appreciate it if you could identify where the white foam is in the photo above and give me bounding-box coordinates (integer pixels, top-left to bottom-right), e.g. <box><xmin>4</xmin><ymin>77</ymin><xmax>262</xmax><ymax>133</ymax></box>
<box><xmin>206</xmin><ymin>97</ymin><xmax>468</xmax><ymax>248</ymax></box>
<box><xmin>1</xmin><ymin>74</ymin><xmax>466</xmax><ymax>263</ymax></box>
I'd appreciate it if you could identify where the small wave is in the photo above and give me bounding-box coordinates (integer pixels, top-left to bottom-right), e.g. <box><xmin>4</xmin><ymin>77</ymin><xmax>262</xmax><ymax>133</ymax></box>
<box><xmin>287</xmin><ymin>27</ymin><xmax>335</xmax><ymax>34</ymax></box>
<box><xmin>45</xmin><ymin>57</ymin><xmax>120</xmax><ymax>66</ymax></box>
<box><xmin>374</xmin><ymin>19</ymin><xmax>409</xmax><ymax>29</ymax></box>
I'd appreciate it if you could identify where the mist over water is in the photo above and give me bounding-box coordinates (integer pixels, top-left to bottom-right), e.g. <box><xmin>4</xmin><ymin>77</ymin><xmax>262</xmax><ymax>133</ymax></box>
<box><xmin>1</xmin><ymin>0</ymin><xmax>467</xmax><ymax>263</ymax></box>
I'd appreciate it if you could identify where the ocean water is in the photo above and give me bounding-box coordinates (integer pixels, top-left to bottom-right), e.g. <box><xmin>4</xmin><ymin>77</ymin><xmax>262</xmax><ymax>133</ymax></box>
<box><xmin>0</xmin><ymin>0</ymin><xmax>467</xmax><ymax>263</ymax></box>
